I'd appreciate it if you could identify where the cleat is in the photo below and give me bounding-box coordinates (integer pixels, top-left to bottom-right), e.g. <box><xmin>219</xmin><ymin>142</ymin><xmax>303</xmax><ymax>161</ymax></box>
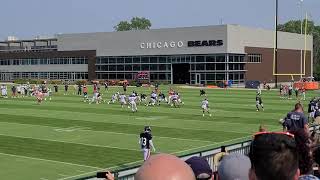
<box><xmin>256</xmin><ymin>109</ymin><xmax>259</xmax><ymax>112</ymax></box>
<box><xmin>203</xmin><ymin>114</ymin><xmax>205</xmax><ymax>117</ymax></box>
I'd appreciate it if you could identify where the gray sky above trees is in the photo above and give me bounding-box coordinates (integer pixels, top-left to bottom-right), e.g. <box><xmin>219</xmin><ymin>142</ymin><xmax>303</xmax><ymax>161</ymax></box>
<box><xmin>1</xmin><ymin>0</ymin><xmax>319</xmax><ymax>39</ymax></box>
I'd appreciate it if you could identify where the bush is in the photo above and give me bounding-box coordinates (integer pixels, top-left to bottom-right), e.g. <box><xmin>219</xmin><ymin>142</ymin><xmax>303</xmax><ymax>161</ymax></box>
<box><xmin>75</xmin><ymin>80</ymin><xmax>88</xmax><ymax>85</ymax></box>
<box><xmin>49</xmin><ymin>80</ymin><xmax>62</xmax><ymax>85</ymax></box>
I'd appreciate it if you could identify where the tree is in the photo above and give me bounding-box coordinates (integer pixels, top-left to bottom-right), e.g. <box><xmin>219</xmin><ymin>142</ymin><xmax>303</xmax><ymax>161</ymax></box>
<box><xmin>114</xmin><ymin>17</ymin><xmax>152</xmax><ymax>31</ymax></box>
<box><xmin>278</xmin><ymin>20</ymin><xmax>320</xmax><ymax>80</ymax></box>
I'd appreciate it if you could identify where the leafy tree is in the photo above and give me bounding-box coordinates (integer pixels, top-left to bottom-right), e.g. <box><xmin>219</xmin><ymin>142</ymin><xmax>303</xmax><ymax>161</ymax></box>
<box><xmin>278</xmin><ymin>20</ymin><xmax>320</xmax><ymax>80</ymax></box>
<box><xmin>114</xmin><ymin>17</ymin><xmax>152</xmax><ymax>31</ymax></box>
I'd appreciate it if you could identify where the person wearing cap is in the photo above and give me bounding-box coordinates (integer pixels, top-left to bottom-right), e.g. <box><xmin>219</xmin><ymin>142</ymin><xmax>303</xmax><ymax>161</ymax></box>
<box><xmin>139</xmin><ymin>126</ymin><xmax>156</xmax><ymax>161</ymax></box>
<box><xmin>249</xmin><ymin>132</ymin><xmax>300</xmax><ymax>180</ymax></box>
<box><xmin>135</xmin><ymin>153</ymin><xmax>195</xmax><ymax>180</ymax></box>
<box><xmin>185</xmin><ymin>156</ymin><xmax>213</xmax><ymax>180</ymax></box>
<box><xmin>217</xmin><ymin>153</ymin><xmax>251</xmax><ymax>180</ymax></box>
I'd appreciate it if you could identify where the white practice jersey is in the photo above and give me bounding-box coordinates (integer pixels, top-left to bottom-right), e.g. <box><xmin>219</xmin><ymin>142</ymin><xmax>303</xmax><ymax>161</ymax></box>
<box><xmin>201</xmin><ymin>100</ymin><xmax>209</xmax><ymax>108</ymax></box>
<box><xmin>128</xmin><ymin>96</ymin><xmax>137</xmax><ymax>103</ymax></box>
<box><xmin>119</xmin><ymin>95</ymin><xmax>126</xmax><ymax>102</ymax></box>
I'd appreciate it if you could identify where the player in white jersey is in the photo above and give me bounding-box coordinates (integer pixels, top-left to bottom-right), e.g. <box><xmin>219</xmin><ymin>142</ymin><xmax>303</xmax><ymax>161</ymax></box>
<box><xmin>148</xmin><ymin>92</ymin><xmax>157</xmax><ymax>106</ymax></box>
<box><xmin>119</xmin><ymin>94</ymin><xmax>127</xmax><ymax>108</ymax></box>
<box><xmin>1</xmin><ymin>84</ymin><xmax>8</xmax><ymax>98</ymax></box>
<box><xmin>171</xmin><ymin>94</ymin><xmax>180</xmax><ymax>107</ymax></box>
<box><xmin>128</xmin><ymin>95</ymin><xmax>138</xmax><ymax>112</ymax></box>
<box><xmin>107</xmin><ymin>92</ymin><xmax>119</xmax><ymax>104</ymax></box>
<box><xmin>201</xmin><ymin>98</ymin><xmax>212</xmax><ymax>117</ymax></box>
<box><xmin>256</xmin><ymin>86</ymin><xmax>261</xmax><ymax>96</ymax></box>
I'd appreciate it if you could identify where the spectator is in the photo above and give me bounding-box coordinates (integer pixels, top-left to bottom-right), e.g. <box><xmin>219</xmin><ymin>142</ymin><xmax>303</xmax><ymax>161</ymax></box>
<box><xmin>283</xmin><ymin>103</ymin><xmax>309</xmax><ymax>134</ymax></box>
<box><xmin>249</xmin><ymin>132</ymin><xmax>300</xmax><ymax>180</ymax></box>
<box><xmin>135</xmin><ymin>154</ymin><xmax>196</xmax><ymax>180</ymax></box>
<box><xmin>289</xmin><ymin>129</ymin><xmax>318</xmax><ymax>179</ymax></box>
<box><xmin>185</xmin><ymin>156</ymin><xmax>212</xmax><ymax>180</ymax></box>
<box><xmin>217</xmin><ymin>153</ymin><xmax>251</xmax><ymax>180</ymax></box>
<box><xmin>213</xmin><ymin>146</ymin><xmax>229</xmax><ymax>168</ymax></box>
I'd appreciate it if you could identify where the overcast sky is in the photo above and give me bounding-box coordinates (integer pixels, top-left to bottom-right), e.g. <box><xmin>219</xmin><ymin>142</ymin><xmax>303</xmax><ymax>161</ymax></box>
<box><xmin>1</xmin><ymin>0</ymin><xmax>319</xmax><ymax>39</ymax></box>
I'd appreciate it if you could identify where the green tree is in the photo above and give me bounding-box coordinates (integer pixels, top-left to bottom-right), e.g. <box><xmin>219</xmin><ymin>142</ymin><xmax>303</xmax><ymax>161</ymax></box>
<box><xmin>278</xmin><ymin>20</ymin><xmax>320</xmax><ymax>80</ymax></box>
<box><xmin>114</xmin><ymin>17</ymin><xmax>152</xmax><ymax>31</ymax></box>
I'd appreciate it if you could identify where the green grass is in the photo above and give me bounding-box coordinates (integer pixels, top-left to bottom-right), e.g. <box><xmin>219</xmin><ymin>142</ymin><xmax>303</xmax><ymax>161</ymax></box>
<box><xmin>0</xmin><ymin>85</ymin><xmax>316</xmax><ymax>180</ymax></box>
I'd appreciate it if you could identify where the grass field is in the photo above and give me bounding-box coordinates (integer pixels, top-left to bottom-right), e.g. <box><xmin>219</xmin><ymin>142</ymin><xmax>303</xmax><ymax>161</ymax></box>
<box><xmin>0</xmin><ymin>85</ymin><xmax>317</xmax><ymax>180</ymax></box>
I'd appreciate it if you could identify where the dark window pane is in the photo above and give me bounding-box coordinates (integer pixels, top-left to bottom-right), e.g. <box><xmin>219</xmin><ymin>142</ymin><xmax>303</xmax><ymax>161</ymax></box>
<box><xmin>206</xmin><ymin>63</ymin><xmax>215</xmax><ymax>70</ymax></box>
<box><xmin>101</xmin><ymin>57</ymin><xmax>108</xmax><ymax>64</ymax></box>
<box><xmin>109</xmin><ymin>65</ymin><xmax>116</xmax><ymax>71</ymax></box>
<box><xmin>141</xmin><ymin>64</ymin><xmax>149</xmax><ymax>71</ymax></box>
<box><xmin>159</xmin><ymin>74</ymin><xmax>166</xmax><ymax>80</ymax></box>
<box><xmin>159</xmin><ymin>57</ymin><xmax>166</xmax><ymax>63</ymax></box>
<box><xmin>125</xmin><ymin>65</ymin><xmax>132</xmax><ymax>71</ymax></box>
<box><xmin>133</xmin><ymin>64</ymin><xmax>140</xmax><ymax>71</ymax></box>
<box><xmin>216</xmin><ymin>73</ymin><xmax>225</xmax><ymax>80</ymax></box>
<box><xmin>141</xmin><ymin>57</ymin><xmax>149</xmax><ymax>63</ymax></box>
<box><xmin>159</xmin><ymin>64</ymin><xmax>167</xmax><ymax>71</ymax></box>
<box><xmin>109</xmin><ymin>73</ymin><xmax>116</xmax><ymax>79</ymax></box>
<box><xmin>206</xmin><ymin>74</ymin><xmax>215</xmax><ymax>80</ymax></box>
<box><xmin>100</xmin><ymin>65</ymin><xmax>108</xmax><ymax>71</ymax></box>
<box><xmin>150</xmin><ymin>57</ymin><xmax>158</xmax><ymax>63</ymax></box>
<box><xmin>125</xmin><ymin>58</ymin><xmax>132</xmax><ymax>64</ymax></box>
<box><xmin>125</xmin><ymin>73</ymin><xmax>132</xmax><ymax>80</ymax></box>
<box><xmin>117</xmin><ymin>73</ymin><xmax>124</xmax><ymax>79</ymax></box>
<box><xmin>117</xmin><ymin>58</ymin><xmax>124</xmax><ymax>64</ymax></box>
<box><xmin>117</xmin><ymin>65</ymin><xmax>124</xmax><ymax>71</ymax></box>
<box><xmin>196</xmin><ymin>56</ymin><xmax>205</xmax><ymax>62</ymax></box>
<box><xmin>229</xmin><ymin>56</ymin><xmax>234</xmax><ymax>62</ymax></box>
<box><xmin>133</xmin><ymin>57</ymin><xmax>140</xmax><ymax>63</ymax></box>
<box><xmin>196</xmin><ymin>64</ymin><xmax>205</xmax><ymax>70</ymax></box>
<box><xmin>216</xmin><ymin>56</ymin><xmax>225</xmax><ymax>62</ymax></box>
<box><xmin>150</xmin><ymin>64</ymin><xmax>158</xmax><ymax>71</ymax></box>
<box><xmin>109</xmin><ymin>58</ymin><xmax>116</xmax><ymax>63</ymax></box>
<box><xmin>206</xmin><ymin>56</ymin><xmax>215</xmax><ymax>62</ymax></box>
<box><xmin>150</xmin><ymin>73</ymin><xmax>158</xmax><ymax>80</ymax></box>
<box><xmin>216</xmin><ymin>63</ymin><xmax>225</xmax><ymax>70</ymax></box>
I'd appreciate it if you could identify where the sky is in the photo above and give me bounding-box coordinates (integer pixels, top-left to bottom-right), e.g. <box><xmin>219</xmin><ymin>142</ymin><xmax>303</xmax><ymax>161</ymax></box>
<box><xmin>1</xmin><ymin>0</ymin><xmax>319</xmax><ymax>40</ymax></box>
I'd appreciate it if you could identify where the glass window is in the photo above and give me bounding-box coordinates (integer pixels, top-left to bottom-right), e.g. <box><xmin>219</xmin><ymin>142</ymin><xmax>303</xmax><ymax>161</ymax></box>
<box><xmin>191</xmin><ymin>64</ymin><xmax>195</xmax><ymax>70</ymax></box>
<box><xmin>109</xmin><ymin>58</ymin><xmax>116</xmax><ymax>63</ymax></box>
<box><xmin>206</xmin><ymin>74</ymin><xmax>215</xmax><ymax>80</ymax></box>
<box><xmin>141</xmin><ymin>64</ymin><xmax>149</xmax><ymax>71</ymax></box>
<box><xmin>101</xmin><ymin>65</ymin><xmax>108</xmax><ymax>71</ymax></box>
<box><xmin>196</xmin><ymin>64</ymin><xmax>205</xmax><ymax>70</ymax></box>
<box><xmin>109</xmin><ymin>65</ymin><xmax>116</xmax><ymax>71</ymax></box>
<box><xmin>216</xmin><ymin>63</ymin><xmax>225</xmax><ymax>70</ymax></box>
<box><xmin>229</xmin><ymin>56</ymin><xmax>234</xmax><ymax>62</ymax></box>
<box><xmin>117</xmin><ymin>65</ymin><xmax>124</xmax><ymax>71</ymax></box>
<box><xmin>125</xmin><ymin>57</ymin><xmax>132</xmax><ymax>64</ymax></box>
<box><xmin>150</xmin><ymin>73</ymin><xmax>158</xmax><ymax>80</ymax></box>
<box><xmin>141</xmin><ymin>57</ymin><xmax>149</xmax><ymax>63</ymax></box>
<box><xmin>133</xmin><ymin>57</ymin><xmax>140</xmax><ymax>63</ymax></box>
<box><xmin>196</xmin><ymin>56</ymin><xmax>205</xmax><ymax>62</ymax></box>
<box><xmin>133</xmin><ymin>64</ymin><xmax>140</xmax><ymax>71</ymax></box>
<box><xmin>150</xmin><ymin>64</ymin><xmax>158</xmax><ymax>71</ymax></box>
<box><xmin>247</xmin><ymin>54</ymin><xmax>262</xmax><ymax>63</ymax></box>
<box><xmin>159</xmin><ymin>64</ymin><xmax>167</xmax><ymax>71</ymax></box>
<box><xmin>125</xmin><ymin>73</ymin><xmax>132</xmax><ymax>80</ymax></box>
<box><xmin>206</xmin><ymin>56</ymin><xmax>215</xmax><ymax>62</ymax></box>
<box><xmin>159</xmin><ymin>57</ymin><xmax>166</xmax><ymax>63</ymax></box>
<box><xmin>125</xmin><ymin>65</ymin><xmax>132</xmax><ymax>71</ymax></box>
<box><xmin>117</xmin><ymin>58</ymin><xmax>124</xmax><ymax>64</ymax></box>
<box><xmin>159</xmin><ymin>74</ymin><xmax>166</xmax><ymax>80</ymax></box>
<box><xmin>206</xmin><ymin>63</ymin><xmax>215</xmax><ymax>70</ymax></box>
<box><xmin>101</xmin><ymin>57</ymin><xmax>108</xmax><ymax>64</ymax></box>
<box><xmin>109</xmin><ymin>73</ymin><xmax>116</xmax><ymax>79</ymax></box>
<box><xmin>150</xmin><ymin>57</ymin><xmax>158</xmax><ymax>63</ymax></box>
<box><xmin>216</xmin><ymin>55</ymin><xmax>225</xmax><ymax>62</ymax></box>
<box><xmin>117</xmin><ymin>73</ymin><xmax>124</xmax><ymax>79</ymax></box>
<box><xmin>216</xmin><ymin>73</ymin><xmax>225</xmax><ymax>80</ymax></box>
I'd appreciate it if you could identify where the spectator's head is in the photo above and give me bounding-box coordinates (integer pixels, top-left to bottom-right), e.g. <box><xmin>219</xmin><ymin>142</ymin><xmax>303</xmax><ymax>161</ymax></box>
<box><xmin>221</xmin><ymin>146</ymin><xmax>227</xmax><ymax>153</ymax></box>
<box><xmin>217</xmin><ymin>153</ymin><xmax>251</xmax><ymax>180</ymax></box>
<box><xmin>290</xmin><ymin>129</ymin><xmax>313</xmax><ymax>175</ymax></box>
<box><xmin>135</xmin><ymin>154</ymin><xmax>196</xmax><ymax>180</ymax></box>
<box><xmin>294</xmin><ymin>103</ymin><xmax>304</xmax><ymax>112</ymax></box>
<box><xmin>249</xmin><ymin>132</ymin><xmax>299</xmax><ymax>180</ymax></box>
<box><xmin>185</xmin><ymin>156</ymin><xmax>212</xmax><ymax>180</ymax></box>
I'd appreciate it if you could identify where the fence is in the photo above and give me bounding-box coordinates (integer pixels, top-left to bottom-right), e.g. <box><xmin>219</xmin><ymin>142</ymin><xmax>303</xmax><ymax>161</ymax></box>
<box><xmin>78</xmin><ymin>125</ymin><xmax>320</xmax><ymax>180</ymax></box>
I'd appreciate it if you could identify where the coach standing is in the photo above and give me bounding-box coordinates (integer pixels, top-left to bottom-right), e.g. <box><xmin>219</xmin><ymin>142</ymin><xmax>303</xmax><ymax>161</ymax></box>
<box><xmin>283</xmin><ymin>103</ymin><xmax>309</xmax><ymax>134</ymax></box>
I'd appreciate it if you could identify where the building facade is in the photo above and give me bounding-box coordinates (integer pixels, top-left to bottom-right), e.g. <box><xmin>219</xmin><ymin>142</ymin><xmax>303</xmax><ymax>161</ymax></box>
<box><xmin>0</xmin><ymin>25</ymin><xmax>313</xmax><ymax>84</ymax></box>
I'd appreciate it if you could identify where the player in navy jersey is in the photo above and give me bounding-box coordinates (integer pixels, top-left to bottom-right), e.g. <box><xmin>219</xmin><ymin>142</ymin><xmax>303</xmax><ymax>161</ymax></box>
<box><xmin>256</xmin><ymin>94</ymin><xmax>264</xmax><ymax>111</ymax></box>
<box><xmin>139</xmin><ymin>126</ymin><xmax>156</xmax><ymax>161</ymax></box>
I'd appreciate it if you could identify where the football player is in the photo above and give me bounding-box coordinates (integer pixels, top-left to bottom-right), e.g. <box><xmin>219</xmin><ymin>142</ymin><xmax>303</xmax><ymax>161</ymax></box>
<box><xmin>200</xmin><ymin>89</ymin><xmax>206</xmax><ymax>96</ymax></box>
<box><xmin>128</xmin><ymin>94</ymin><xmax>138</xmax><ymax>112</ymax></box>
<box><xmin>1</xmin><ymin>84</ymin><xmax>8</xmax><ymax>98</ymax></box>
<box><xmin>148</xmin><ymin>91</ymin><xmax>157</xmax><ymax>106</ymax></box>
<box><xmin>139</xmin><ymin>126</ymin><xmax>156</xmax><ymax>161</ymax></box>
<box><xmin>119</xmin><ymin>93</ymin><xmax>127</xmax><ymax>108</ymax></box>
<box><xmin>158</xmin><ymin>91</ymin><xmax>167</xmax><ymax>105</ymax></box>
<box><xmin>107</xmin><ymin>92</ymin><xmax>119</xmax><ymax>104</ymax></box>
<box><xmin>256</xmin><ymin>93</ymin><xmax>264</xmax><ymax>111</ymax></box>
<box><xmin>201</xmin><ymin>98</ymin><xmax>212</xmax><ymax>117</ymax></box>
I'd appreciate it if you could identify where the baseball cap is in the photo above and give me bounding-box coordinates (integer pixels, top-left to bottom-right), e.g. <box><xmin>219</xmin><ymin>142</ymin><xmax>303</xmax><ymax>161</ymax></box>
<box><xmin>217</xmin><ymin>153</ymin><xmax>251</xmax><ymax>180</ymax></box>
<box><xmin>185</xmin><ymin>156</ymin><xmax>212</xmax><ymax>179</ymax></box>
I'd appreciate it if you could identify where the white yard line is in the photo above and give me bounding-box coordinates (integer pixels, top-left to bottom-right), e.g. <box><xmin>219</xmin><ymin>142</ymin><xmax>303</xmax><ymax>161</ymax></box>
<box><xmin>0</xmin><ymin>152</ymin><xmax>100</xmax><ymax>169</ymax></box>
<box><xmin>0</xmin><ymin>121</ymin><xmax>214</xmax><ymax>143</ymax></box>
<box><xmin>0</xmin><ymin>133</ymin><xmax>141</xmax><ymax>152</ymax></box>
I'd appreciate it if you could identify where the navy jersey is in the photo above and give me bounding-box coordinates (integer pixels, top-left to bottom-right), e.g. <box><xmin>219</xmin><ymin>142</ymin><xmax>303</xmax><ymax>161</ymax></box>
<box><xmin>283</xmin><ymin>111</ymin><xmax>308</xmax><ymax>131</ymax></box>
<box><xmin>140</xmin><ymin>132</ymin><xmax>152</xmax><ymax>149</ymax></box>
<box><xmin>256</xmin><ymin>96</ymin><xmax>262</xmax><ymax>104</ymax></box>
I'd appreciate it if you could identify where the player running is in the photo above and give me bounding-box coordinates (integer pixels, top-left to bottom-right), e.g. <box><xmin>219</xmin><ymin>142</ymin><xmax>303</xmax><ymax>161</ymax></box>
<box><xmin>201</xmin><ymin>98</ymin><xmax>212</xmax><ymax>117</ymax></box>
<box><xmin>128</xmin><ymin>94</ymin><xmax>138</xmax><ymax>112</ymax></box>
<box><xmin>119</xmin><ymin>93</ymin><xmax>127</xmax><ymax>108</ymax></box>
<box><xmin>148</xmin><ymin>91</ymin><xmax>157</xmax><ymax>106</ymax></box>
<box><xmin>83</xmin><ymin>85</ymin><xmax>89</xmax><ymax>102</ymax></box>
<box><xmin>256</xmin><ymin>93</ymin><xmax>264</xmax><ymax>111</ymax></box>
<box><xmin>107</xmin><ymin>92</ymin><xmax>119</xmax><ymax>104</ymax></box>
<box><xmin>200</xmin><ymin>89</ymin><xmax>206</xmax><ymax>96</ymax></box>
<box><xmin>158</xmin><ymin>91</ymin><xmax>167</xmax><ymax>105</ymax></box>
<box><xmin>139</xmin><ymin>126</ymin><xmax>156</xmax><ymax>161</ymax></box>
<box><xmin>1</xmin><ymin>84</ymin><xmax>8</xmax><ymax>98</ymax></box>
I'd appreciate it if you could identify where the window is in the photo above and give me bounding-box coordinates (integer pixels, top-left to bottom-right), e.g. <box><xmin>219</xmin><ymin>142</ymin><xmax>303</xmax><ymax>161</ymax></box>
<box><xmin>247</xmin><ymin>54</ymin><xmax>262</xmax><ymax>63</ymax></box>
